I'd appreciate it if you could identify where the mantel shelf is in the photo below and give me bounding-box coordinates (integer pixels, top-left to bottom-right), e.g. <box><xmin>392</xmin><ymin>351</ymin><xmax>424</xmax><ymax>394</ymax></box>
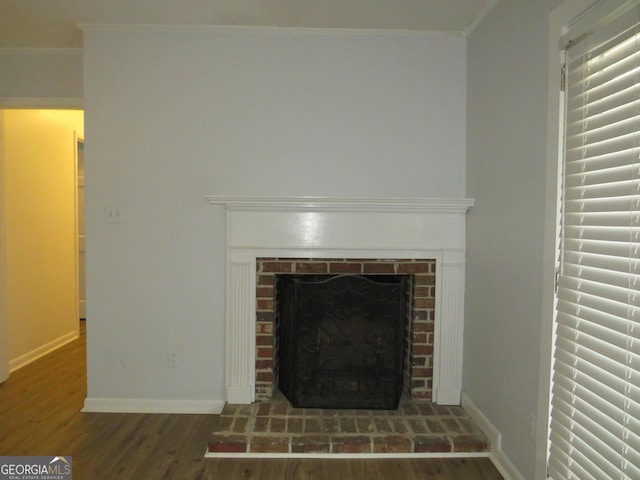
<box><xmin>205</xmin><ymin>195</ymin><xmax>475</xmax><ymax>213</ymax></box>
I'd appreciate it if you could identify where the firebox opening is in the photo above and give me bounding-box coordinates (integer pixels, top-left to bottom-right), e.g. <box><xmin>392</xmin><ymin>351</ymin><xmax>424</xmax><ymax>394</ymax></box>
<box><xmin>255</xmin><ymin>258</ymin><xmax>436</xmax><ymax>405</ymax></box>
<box><xmin>275</xmin><ymin>274</ymin><xmax>411</xmax><ymax>410</ymax></box>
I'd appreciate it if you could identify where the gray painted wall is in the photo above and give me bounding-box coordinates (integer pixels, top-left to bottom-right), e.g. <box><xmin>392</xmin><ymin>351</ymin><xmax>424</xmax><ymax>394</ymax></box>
<box><xmin>82</xmin><ymin>28</ymin><xmax>467</xmax><ymax>408</ymax></box>
<box><xmin>0</xmin><ymin>50</ymin><xmax>82</xmax><ymax>103</ymax></box>
<box><xmin>465</xmin><ymin>0</ymin><xmax>563</xmax><ymax>477</ymax></box>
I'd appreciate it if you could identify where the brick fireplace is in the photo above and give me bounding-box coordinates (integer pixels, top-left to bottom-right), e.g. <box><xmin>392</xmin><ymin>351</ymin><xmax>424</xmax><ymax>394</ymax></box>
<box><xmin>205</xmin><ymin>196</ymin><xmax>474</xmax><ymax>406</ymax></box>
<box><xmin>255</xmin><ymin>257</ymin><xmax>436</xmax><ymax>403</ymax></box>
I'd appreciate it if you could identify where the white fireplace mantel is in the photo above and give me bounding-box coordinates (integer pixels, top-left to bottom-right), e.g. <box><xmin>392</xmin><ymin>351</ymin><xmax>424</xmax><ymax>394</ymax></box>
<box><xmin>206</xmin><ymin>195</ymin><xmax>474</xmax><ymax>405</ymax></box>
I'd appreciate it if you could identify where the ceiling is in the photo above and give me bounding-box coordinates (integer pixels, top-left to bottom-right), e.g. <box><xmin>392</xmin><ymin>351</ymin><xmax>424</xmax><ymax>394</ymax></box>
<box><xmin>0</xmin><ymin>0</ymin><xmax>497</xmax><ymax>48</ymax></box>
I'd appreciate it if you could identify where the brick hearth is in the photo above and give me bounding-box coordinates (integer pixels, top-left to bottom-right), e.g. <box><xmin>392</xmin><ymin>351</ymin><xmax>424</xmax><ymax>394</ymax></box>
<box><xmin>208</xmin><ymin>394</ymin><xmax>490</xmax><ymax>455</ymax></box>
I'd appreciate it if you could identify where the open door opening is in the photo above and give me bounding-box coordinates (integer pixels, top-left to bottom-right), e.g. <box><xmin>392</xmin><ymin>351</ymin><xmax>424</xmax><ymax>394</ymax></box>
<box><xmin>0</xmin><ymin>109</ymin><xmax>84</xmax><ymax>377</ymax></box>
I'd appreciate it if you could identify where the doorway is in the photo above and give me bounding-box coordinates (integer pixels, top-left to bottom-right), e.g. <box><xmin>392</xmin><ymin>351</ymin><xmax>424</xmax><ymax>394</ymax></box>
<box><xmin>0</xmin><ymin>109</ymin><xmax>85</xmax><ymax>378</ymax></box>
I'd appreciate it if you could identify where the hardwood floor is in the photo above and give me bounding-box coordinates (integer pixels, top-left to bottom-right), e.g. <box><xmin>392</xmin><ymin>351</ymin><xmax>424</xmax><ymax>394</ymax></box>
<box><xmin>0</xmin><ymin>323</ymin><xmax>504</xmax><ymax>479</ymax></box>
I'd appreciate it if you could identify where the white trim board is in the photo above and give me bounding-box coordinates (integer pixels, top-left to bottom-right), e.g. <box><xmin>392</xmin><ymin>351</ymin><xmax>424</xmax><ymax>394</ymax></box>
<box><xmin>9</xmin><ymin>330</ymin><xmax>79</xmax><ymax>373</ymax></box>
<box><xmin>462</xmin><ymin>393</ymin><xmax>526</xmax><ymax>480</ymax></box>
<box><xmin>0</xmin><ymin>97</ymin><xmax>83</xmax><ymax>109</ymax></box>
<box><xmin>204</xmin><ymin>451</ymin><xmax>491</xmax><ymax>459</ymax></box>
<box><xmin>82</xmin><ymin>398</ymin><xmax>225</xmax><ymax>414</ymax></box>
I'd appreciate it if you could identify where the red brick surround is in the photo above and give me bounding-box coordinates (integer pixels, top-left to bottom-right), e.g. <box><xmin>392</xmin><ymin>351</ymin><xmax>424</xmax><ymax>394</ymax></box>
<box><xmin>255</xmin><ymin>258</ymin><xmax>436</xmax><ymax>403</ymax></box>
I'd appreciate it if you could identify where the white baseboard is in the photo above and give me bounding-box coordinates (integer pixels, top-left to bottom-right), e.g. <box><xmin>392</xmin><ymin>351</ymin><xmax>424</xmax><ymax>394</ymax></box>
<box><xmin>10</xmin><ymin>330</ymin><xmax>79</xmax><ymax>372</ymax></box>
<box><xmin>434</xmin><ymin>385</ymin><xmax>462</xmax><ymax>405</ymax></box>
<box><xmin>461</xmin><ymin>392</ymin><xmax>526</xmax><ymax>480</ymax></box>
<box><xmin>227</xmin><ymin>385</ymin><xmax>254</xmax><ymax>404</ymax></box>
<box><xmin>490</xmin><ymin>448</ymin><xmax>527</xmax><ymax>480</ymax></box>
<box><xmin>82</xmin><ymin>397</ymin><xmax>225</xmax><ymax>414</ymax></box>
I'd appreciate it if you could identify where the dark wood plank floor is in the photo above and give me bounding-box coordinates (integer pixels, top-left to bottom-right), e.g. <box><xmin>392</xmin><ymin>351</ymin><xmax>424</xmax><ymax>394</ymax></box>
<box><xmin>0</xmin><ymin>323</ymin><xmax>504</xmax><ymax>479</ymax></box>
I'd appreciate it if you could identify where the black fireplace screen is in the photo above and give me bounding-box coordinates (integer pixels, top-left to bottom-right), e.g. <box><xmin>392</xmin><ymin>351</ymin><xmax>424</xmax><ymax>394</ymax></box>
<box><xmin>276</xmin><ymin>274</ymin><xmax>407</xmax><ymax>409</ymax></box>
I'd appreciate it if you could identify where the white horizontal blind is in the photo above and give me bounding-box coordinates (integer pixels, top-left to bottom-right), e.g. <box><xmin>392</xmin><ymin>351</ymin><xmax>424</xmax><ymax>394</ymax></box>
<box><xmin>549</xmin><ymin>3</ymin><xmax>640</xmax><ymax>480</ymax></box>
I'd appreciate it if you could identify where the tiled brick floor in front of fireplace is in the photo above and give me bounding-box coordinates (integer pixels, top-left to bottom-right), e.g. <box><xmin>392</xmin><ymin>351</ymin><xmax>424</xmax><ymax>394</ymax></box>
<box><xmin>208</xmin><ymin>394</ymin><xmax>490</xmax><ymax>456</ymax></box>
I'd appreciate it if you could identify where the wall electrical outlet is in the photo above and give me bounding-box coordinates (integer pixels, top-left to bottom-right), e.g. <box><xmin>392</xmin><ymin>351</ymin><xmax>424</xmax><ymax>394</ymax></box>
<box><xmin>167</xmin><ymin>351</ymin><xmax>179</xmax><ymax>368</ymax></box>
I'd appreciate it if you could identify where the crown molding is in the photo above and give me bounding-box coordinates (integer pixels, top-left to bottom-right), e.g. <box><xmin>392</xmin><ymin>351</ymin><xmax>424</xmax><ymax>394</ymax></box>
<box><xmin>78</xmin><ymin>23</ymin><xmax>464</xmax><ymax>38</ymax></box>
<box><xmin>463</xmin><ymin>0</ymin><xmax>501</xmax><ymax>37</ymax></box>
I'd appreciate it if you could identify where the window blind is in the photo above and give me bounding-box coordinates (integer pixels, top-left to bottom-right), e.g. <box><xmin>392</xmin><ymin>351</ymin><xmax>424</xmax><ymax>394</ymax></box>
<box><xmin>549</xmin><ymin>3</ymin><xmax>640</xmax><ymax>480</ymax></box>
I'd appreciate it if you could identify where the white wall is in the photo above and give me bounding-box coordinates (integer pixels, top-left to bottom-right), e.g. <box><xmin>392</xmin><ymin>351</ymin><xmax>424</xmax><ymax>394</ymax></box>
<box><xmin>2</xmin><ymin>109</ymin><xmax>84</xmax><ymax>370</ymax></box>
<box><xmin>0</xmin><ymin>49</ymin><xmax>83</xmax><ymax>106</ymax></box>
<box><xmin>82</xmin><ymin>27</ymin><xmax>466</xmax><ymax>411</ymax></box>
<box><xmin>465</xmin><ymin>1</ymin><xmax>562</xmax><ymax>478</ymax></box>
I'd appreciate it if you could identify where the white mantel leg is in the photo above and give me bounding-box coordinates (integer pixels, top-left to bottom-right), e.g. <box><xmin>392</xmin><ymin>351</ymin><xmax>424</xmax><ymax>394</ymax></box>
<box><xmin>433</xmin><ymin>249</ymin><xmax>465</xmax><ymax>405</ymax></box>
<box><xmin>225</xmin><ymin>258</ymin><xmax>256</xmax><ymax>404</ymax></box>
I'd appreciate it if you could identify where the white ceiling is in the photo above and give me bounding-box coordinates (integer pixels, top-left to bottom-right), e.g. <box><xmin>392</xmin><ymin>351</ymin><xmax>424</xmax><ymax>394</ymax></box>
<box><xmin>0</xmin><ymin>0</ymin><xmax>497</xmax><ymax>48</ymax></box>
